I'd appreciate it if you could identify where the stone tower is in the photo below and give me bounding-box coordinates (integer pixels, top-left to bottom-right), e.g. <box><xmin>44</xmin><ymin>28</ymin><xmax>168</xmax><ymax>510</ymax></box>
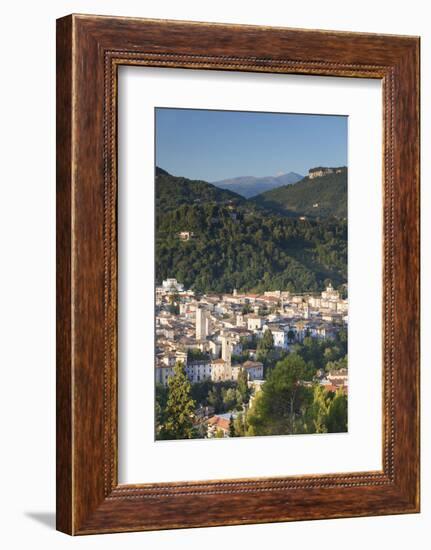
<box><xmin>196</xmin><ymin>307</ymin><xmax>209</xmax><ymax>340</ymax></box>
<box><xmin>220</xmin><ymin>331</ymin><xmax>232</xmax><ymax>365</ymax></box>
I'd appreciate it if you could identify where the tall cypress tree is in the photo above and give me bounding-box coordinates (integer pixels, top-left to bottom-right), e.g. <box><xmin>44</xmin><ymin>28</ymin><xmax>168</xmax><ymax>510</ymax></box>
<box><xmin>162</xmin><ymin>362</ymin><xmax>196</xmax><ymax>439</ymax></box>
<box><xmin>326</xmin><ymin>389</ymin><xmax>348</xmax><ymax>433</ymax></box>
<box><xmin>258</xmin><ymin>329</ymin><xmax>274</xmax><ymax>352</ymax></box>
<box><xmin>229</xmin><ymin>415</ymin><xmax>236</xmax><ymax>437</ymax></box>
<box><xmin>237</xmin><ymin>368</ymin><xmax>250</xmax><ymax>404</ymax></box>
<box><xmin>307</xmin><ymin>385</ymin><xmax>330</xmax><ymax>433</ymax></box>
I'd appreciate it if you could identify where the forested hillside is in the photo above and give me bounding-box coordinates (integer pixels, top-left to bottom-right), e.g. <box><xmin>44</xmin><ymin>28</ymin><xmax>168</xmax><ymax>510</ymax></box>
<box><xmin>155</xmin><ymin>169</ymin><xmax>347</xmax><ymax>294</ymax></box>
<box><xmin>156</xmin><ymin>166</ymin><xmax>244</xmax><ymax>210</ymax></box>
<box><xmin>252</xmin><ymin>167</ymin><xmax>347</xmax><ymax>219</ymax></box>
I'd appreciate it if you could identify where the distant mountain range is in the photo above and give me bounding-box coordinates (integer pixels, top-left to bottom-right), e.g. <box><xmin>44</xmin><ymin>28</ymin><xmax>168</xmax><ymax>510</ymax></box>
<box><xmin>212</xmin><ymin>172</ymin><xmax>303</xmax><ymax>198</ymax></box>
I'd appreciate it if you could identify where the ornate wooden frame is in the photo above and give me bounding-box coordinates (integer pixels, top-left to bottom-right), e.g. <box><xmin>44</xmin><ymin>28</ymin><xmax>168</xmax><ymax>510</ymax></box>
<box><xmin>56</xmin><ymin>14</ymin><xmax>420</xmax><ymax>535</ymax></box>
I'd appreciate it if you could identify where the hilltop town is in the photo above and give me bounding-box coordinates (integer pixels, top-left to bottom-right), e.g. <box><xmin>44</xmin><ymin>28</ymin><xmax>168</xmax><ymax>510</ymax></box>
<box><xmin>156</xmin><ymin>277</ymin><xmax>348</xmax><ymax>438</ymax></box>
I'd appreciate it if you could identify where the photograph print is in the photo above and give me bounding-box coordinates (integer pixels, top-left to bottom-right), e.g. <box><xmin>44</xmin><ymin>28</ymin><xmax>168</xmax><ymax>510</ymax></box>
<box><xmin>154</xmin><ymin>108</ymin><xmax>348</xmax><ymax>441</ymax></box>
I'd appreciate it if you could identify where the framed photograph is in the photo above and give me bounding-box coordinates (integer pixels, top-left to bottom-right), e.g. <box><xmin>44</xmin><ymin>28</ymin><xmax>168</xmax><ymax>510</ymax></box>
<box><xmin>56</xmin><ymin>14</ymin><xmax>420</xmax><ymax>535</ymax></box>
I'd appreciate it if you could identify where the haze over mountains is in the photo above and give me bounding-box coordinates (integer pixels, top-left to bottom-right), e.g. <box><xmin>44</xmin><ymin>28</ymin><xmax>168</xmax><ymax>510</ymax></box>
<box><xmin>213</xmin><ymin>172</ymin><xmax>303</xmax><ymax>198</ymax></box>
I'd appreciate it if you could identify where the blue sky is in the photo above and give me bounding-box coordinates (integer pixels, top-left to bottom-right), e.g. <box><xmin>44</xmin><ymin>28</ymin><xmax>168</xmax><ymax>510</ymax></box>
<box><xmin>155</xmin><ymin>108</ymin><xmax>347</xmax><ymax>182</ymax></box>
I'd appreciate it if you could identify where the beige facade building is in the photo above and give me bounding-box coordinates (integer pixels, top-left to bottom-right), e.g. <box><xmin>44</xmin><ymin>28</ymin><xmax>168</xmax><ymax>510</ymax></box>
<box><xmin>196</xmin><ymin>306</ymin><xmax>211</xmax><ymax>340</ymax></box>
<box><xmin>211</xmin><ymin>358</ymin><xmax>231</xmax><ymax>382</ymax></box>
<box><xmin>247</xmin><ymin>315</ymin><xmax>264</xmax><ymax>331</ymax></box>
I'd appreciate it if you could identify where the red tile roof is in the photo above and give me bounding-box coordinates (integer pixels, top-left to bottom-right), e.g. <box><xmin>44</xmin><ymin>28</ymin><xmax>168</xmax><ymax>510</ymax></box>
<box><xmin>207</xmin><ymin>416</ymin><xmax>230</xmax><ymax>431</ymax></box>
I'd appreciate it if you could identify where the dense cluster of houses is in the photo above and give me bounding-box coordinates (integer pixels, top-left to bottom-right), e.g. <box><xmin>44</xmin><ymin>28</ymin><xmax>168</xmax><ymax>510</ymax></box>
<box><xmin>155</xmin><ymin>278</ymin><xmax>348</xmax><ymax>390</ymax></box>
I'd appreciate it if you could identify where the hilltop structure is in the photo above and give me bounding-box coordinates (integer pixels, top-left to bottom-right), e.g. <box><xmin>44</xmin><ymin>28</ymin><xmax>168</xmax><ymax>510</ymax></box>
<box><xmin>308</xmin><ymin>166</ymin><xmax>344</xmax><ymax>179</ymax></box>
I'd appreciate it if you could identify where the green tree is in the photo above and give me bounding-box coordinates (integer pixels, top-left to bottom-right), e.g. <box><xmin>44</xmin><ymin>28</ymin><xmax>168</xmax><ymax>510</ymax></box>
<box><xmin>161</xmin><ymin>362</ymin><xmax>196</xmax><ymax>439</ymax></box>
<box><xmin>258</xmin><ymin>329</ymin><xmax>274</xmax><ymax>352</ymax></box>
<box><xmin>323</xmin><ymin>346</ymin><xmax>339</xmax><ymax>362</ymax></box>
<box><xmin>305</xmin><ymin>385</ymin><xmax>330</xmax><ymax>433</ymax></box>
<box><xmin>167</xmin><ymin>292</ymin><xmax>179</xmax><ymax>315</ymax></box>
<box><xmin>229</xmin><ymin>415</ymin><xmax>236</xmax><ymax>437</ymax></box>
<box><xmin>237</xmin><ymin>368</ymin><xmax>250</xmax><ymax>404</ymax></box>
<box><xmin>247</xmin><ymin>354</ymin><xmax>310</xmax><ymax>435</ymax></box>
<box><xmin>155</xmin><ymin>383</ymin><xmax>168</xmax><ymax>437</ymax></box>
<box><xmin>335</xmin><ymin>328</ymin><xmax>348</xmax><ymax>354</ymax></box>
<box><xmin>257</xmin><ymin>329</ymin><xmax>275</xmax><ymax>364</ymax></box>
<box><xmin>231</xmin><ymin>352</ymin><xmax>249</xmax><ymax>365</ymax></box>
<box><xmin>208</xmin><ymin>387</ymin><xmax>222</xmax><ymax>412</ymax></box>
<box><xmin>240</xmin><ymin>334</ymin><xmax>257</xmax><ymax>350</ymax></box>
<box><xmin>233</xmin><ymin>412</ymin><xmax>247</xmax><ymax>437</ymax></box>
<box><xmin>187</xmin><ymin>348</ymin><xmax>210</xmax><ymax>362</ymax></box>
<box><xmin>191</xmin><ymin>380</ymin><xmax>213</xmax><ymax>406</ymax></box>
<box><xmin>325</xmin><ymin>355</ymin><xmax>348</xmax><ymax>373</ymax></box>
<box><xmin>326</xmin><ymin>389</ymin><xmax>348</xmax><ymax>432</ymax></box>
<box><xmin>222</xmin><ymin>387</ymin><xmax>237</xmax><ymax>410</ymax></box>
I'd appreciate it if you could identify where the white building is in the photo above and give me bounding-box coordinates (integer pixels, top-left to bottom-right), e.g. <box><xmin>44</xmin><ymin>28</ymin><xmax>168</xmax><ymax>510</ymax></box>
<box><xmin>186</xmin><ymin>360</ymin><xmax>212</xmax><ymax>383</ymax></box>
<box><xmin>155</xmin><ymin>363</ymin><xmax>175</xmax><ymax>385</ymax></box>
<box><xmin>161</xmin><ymin>353</ymin><xmax>176</xmax><ymax>367</ymax></box>
<box><xmin>337</xmin><ymin>300</ymin><xmax>348</xmax><ymax>313</ymax></box>
<box><xmin>308</xmin><ymin>167</ymin><xmax>335</xmax><ymax>179</ymax></box>
<box><xmin>236</xmin><ymin>313</ymin><xmax>246</xmax><ymax>327</ymax></box>
<box><xmin>308</xmin><ymin>296</ymin><xmax>321</xmax><ymax>308</ymax></box>
<box><xmin>264</xmin><ymin>290</ymin><xmax>281</xmax><ymax>298</ymax></box>
<box><xmin>178</xmin><ymin>231</ymin><xmax>194</xmax><ymax>241</ymax></box>
<box><xmin>321</xmin><ymin>283</ymin><xmax>340</xmax><ymax>302</ymax></box>
<box><xmin>247</xmin><ymin>315</ymin><xmax>264</xmax><ymax>331</ymax></box>
<box><xmin>327</xmin><ymin>368</ymin><xmax>348</xmax><ymax>384</ymax></box>
<box><xmin>242</xmin><ymin>361</ymin><xmax>264</xmax><ymax>380</ymax></box>
<box><xmin>264</xmin><ymin>325</ymin><xmax>288</xmax><ymax>349</ymax></box>
<box><xmin>157</xmin><ymin>278</ymin><xmax>184</xmax><ymax>294</ymax></box>
<box><xmin>175</xmin><ymin>350</ymin><xmax>188</xmax><ymax>364</ymax></box>
<box><xmin>231</xmin><ymin>362</ymin><xmax>261</xmax><ymax>381</ymax></box>
<box><xmin>156</xmin><ymin>358</ymin><xmax>213</xmax><ymax>386</ymax></box>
